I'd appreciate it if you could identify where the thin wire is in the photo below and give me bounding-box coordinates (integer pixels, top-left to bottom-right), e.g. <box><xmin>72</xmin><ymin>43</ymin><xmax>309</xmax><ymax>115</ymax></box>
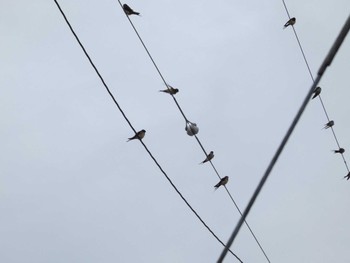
<box><xmin>116</xmin><ymin>1</ymin><xmax>271</xmax><ymax>261</ymax></box>
<box><xmin>218</xmin><ymin>13</ymin><xmax>350</xmax><ymax>263</ymax></box>
<box><xmin>52</xmin><ymin>0</ymin><xmax>242</xmax><ymax>261</ymax></box>
<box><xmin>194</xmin><ymin>136</ymin><xmax>271</xmax><ymax>262</ymax></box>
<box><xmin>282</xmin><ymin>0</ymin><xmax>350</xmax><ymax>173</ymax></box>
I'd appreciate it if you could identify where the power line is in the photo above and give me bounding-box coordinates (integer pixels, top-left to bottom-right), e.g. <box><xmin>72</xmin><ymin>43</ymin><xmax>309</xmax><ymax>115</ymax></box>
<box><xmin>282</xmin><ymin>0</ymin><xmax>350</xmax><ymax>173</ymax></box>
<box><xmin>217</xmin><ymin>13</ymin><xmax>350</xmax><ymax>263</ymax></box>
<box><xmin>52</xmin><ymin>0</ymin><xmax>242</xmax><ymax>262</ymax></box>
<box><xmin>116</xmin><ymin>1</ymin><xmax>271</xmax><ymax>261</ymax></box>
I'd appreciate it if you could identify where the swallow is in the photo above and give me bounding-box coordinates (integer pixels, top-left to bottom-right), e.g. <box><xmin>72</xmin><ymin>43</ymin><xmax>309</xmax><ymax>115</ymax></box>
<box><xmin>159</xmin><ymin>85</ymin><xmax>179</xmax><ymax>95</ymax></box>
<box><xmin>333</xmin><ymin>148</ymin><xmax>345</xmax><ymax>154</ymax></box>
<box><xmin>344</xmin><ymin>172</ymin><xmax>350</xmax><ymax>180</ymax></box>
<box><xmin>200</xmin><ymin>151</ymin><xmax>214</xmax><ymax>164</ymax></box>
<box><xmin>127</xmin><ymin>129</ymin><xmax>146</xmax><ymax>142</ymax></box>
<box><xmin>312</xmin><ymin>86</ymin><xmax>321</xmax><ymax>99</ymax></box>
<box><xmin>123</xmin><ymin>4</ymin><xmax>140</xmax><ymax>16</ymax></box>
<box><xmin>323</xmin><ymin>120</ymin><xmax>334</xmax><ymax>129</ymax></box>
<box><xmin>214</xmin><ymin>176</ymin><xmax>229</xmax><ymax>190</ymax></box>
<box><xmin>283</xmin><ymin>17</ymin><xmax>296</xmax><ymax>29</ymax></box>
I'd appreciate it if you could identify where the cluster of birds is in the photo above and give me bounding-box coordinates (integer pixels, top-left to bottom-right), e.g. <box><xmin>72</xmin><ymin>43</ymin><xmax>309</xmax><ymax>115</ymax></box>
<box><xmin>283</xmin><ymin>18</ymin><xmax>349</xmax><ymax>181</ymax></box>
<box><xmin>123</xmin><ymin>7</ymin><xmax>348</xmax><ymax>183</ymax></box>
<box><xmin>127</xmin><ymin>129</ymin><xmax>228</xmax><ymax>189</ymax></box>
<box><xmin>122</xmin><ymin>3</ymin><xmax>229</xmax><ymax>190</ymax></box>
<box><xmin>311</xmin><ymin>86</ymin><xmax>348</xmax><ymax>180</ymax></box>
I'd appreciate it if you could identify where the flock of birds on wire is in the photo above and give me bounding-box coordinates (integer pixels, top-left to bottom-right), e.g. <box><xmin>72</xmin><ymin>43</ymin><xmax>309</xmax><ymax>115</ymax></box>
<box><xmin>123</xmin><ymin>4</ymin><xmax>350</xmax><ymax>183</ymax></box>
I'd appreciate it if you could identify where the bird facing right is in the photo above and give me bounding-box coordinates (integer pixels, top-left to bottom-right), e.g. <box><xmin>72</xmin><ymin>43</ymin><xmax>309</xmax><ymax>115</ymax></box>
<box><xmin>127</xmin><ymin>129</ymin><xmax>146</xmax><ymax>142</ymax></box>
<box><xmin>312</xmin><ymin>86</ymin><xmax>322</xmax><ymax>99</ymax></box>
<box><xmin>283</xmin><ymin>17</ymin><xmax>296</xmax><ymax>29</ymax></box>
<box><xmin>214</xmin><ymin>176</ymin><xmax>229</xmax><ymax>190</ymax></box>
<box><xmin>200</xmin><ymin>151</ymin><xmax>214</xmax><ymax>164</ymax></box>
<box><xmin>159</xmin><ymin>84</ymin><xmax>179</xmax><ymax>95</ymax></box>
<box><xmin>333</xmin><ymin>148</ymin><xmax>345</xmax><ymax>154</ymax></box>
<box><xmin>323</xmin><ymin>120</ymin><xmax>334</xmax><ymax>129</ymax></box>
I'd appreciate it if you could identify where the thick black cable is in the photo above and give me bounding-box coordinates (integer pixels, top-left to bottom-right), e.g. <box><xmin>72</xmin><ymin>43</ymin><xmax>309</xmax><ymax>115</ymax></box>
<box><xmin>116</xmin><ymin>1</ymin><xmax>271</xmax><ymax>261</ymax></box>
<box><xmin>218</xmin><ymin>14</ymin><xmax>350</xmax><ymax>262</ymax></box>
<box><xmin>52</xmin><ymin>0</ymin><xmax>242</xmax><ymax>261</ymax></box>
<box><xmin>282</xmin><ymin>0</ymin><xmax>350</xmax><ymax>173</ymax></box>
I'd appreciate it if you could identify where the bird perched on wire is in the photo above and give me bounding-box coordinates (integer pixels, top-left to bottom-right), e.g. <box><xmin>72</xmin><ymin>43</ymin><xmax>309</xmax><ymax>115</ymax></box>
<box><xmin>344</xmin><ymin>172</ymin><xmax>350</xmax><ymax>180</ymax></box>
<box><xmin>312</xmin><ymin>86</ymin><xmax>322</xmax><ymax>99</ymax></box>
<box><xmin>323</xmin><ymin>120</ymin><xmax>334</xmax><ymax>129</ymax></box>
<box><xmin>283</xmin><ymin>17</ymin><xmax>296</xmax><ymax>29</ymax></box>
<box><xmin>200</xmin><ymin>151</ymin><xmax>214</xmax><ymax>164</ymax></box>
<box><xmin>127</xmin><ymin>129</ymin><xmax>146</xmax><ymax>142</ymax></box>
<box><xmin>123</xmin><ymin>4</ymin><xmax>140</xmax><ymax>16</ymax></box>
<box><xmin>214</xmin><ymin>176</ymin><xmax>229</xmax><ymax>190</ymax></box>
<box><xmin>159</xmin><ymin>85</ymin><xmax>179</xmax><ymax>95</ymax></box>
<box><xmin>333</xmin><ymin>148</ymin><xmax>345</xmax><ymax>154</ymax></box>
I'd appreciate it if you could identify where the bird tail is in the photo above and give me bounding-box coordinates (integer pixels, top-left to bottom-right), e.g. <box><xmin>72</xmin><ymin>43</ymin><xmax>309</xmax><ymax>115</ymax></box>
<box><xmin>134</xmin><ymin>12</ymin><xmax>140</xmax><ymax>16</ymax></box>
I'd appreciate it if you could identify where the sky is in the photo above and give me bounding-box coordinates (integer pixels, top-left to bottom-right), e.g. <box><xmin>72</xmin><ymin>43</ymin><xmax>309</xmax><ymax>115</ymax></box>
<box><xmin>1</xmin><ymin>0</ymin><xmax>350</xmax><ymax>262</ymax></box>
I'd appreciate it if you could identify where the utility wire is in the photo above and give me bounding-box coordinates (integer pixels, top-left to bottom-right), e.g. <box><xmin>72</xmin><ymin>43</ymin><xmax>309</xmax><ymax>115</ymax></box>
<box><xmin>218</xmin><ymin>14</ymin><xmax>350</xmax><ymax>263</ymax></box>
<box><xmin>116</xmin><ymin>1</ymin><xmax>271</xmax><ymax>261</ymax></box>
<box><xmin>282</xmin><ymin>0</ymin><xmax>350</xmax><ymax>173</ymax></box>
<box><xmin>52</xmin><ymin>0</ymin><xmax>242</xmax><ymax>262</ymax></box>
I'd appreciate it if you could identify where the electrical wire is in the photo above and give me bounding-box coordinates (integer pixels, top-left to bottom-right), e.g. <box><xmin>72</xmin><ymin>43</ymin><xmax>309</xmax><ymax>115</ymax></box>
<box><xmin>218</xmin><ymin>13</ymin><xmax>350</xmax><ymax>263</ymax></box>
<box><xmin>282</xmin><ymin>0</ymin><xmax>350</xmax><ymax>173</ymax></box>
<box><xmin>52</xmin><ymin>0</ymin><xmax>242</xmax><ymax>262</ymax></box>
<box><xmin>116</xmin><ymin>1</ymin><xmax>271</xmax><ymax>261</ymax></box>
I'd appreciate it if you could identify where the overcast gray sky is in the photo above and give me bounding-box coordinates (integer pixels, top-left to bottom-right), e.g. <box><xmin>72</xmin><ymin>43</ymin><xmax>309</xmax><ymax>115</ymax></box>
<box><xmin>1</xmin><ymin>0</ymin><xmax>350</xmax><ymax>262</ymax></box>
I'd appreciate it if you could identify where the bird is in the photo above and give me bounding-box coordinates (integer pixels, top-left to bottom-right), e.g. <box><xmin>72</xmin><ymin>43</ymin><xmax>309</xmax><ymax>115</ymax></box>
<box><xmin>312</xmin><ymin>86</ymin><xmax>322</xmax><ymax>99</ymax></box>
<box><xmin>214</xmin><ymin>176</ymin><xmax>229</xmax><ymax>190</ymax></box>
<box><xmin>323</xmin><ymin>120</ymin><xmax>334</xmax><ymax>129</ymax></box>
<box><xmin>283</xmin><ymin>17</ymin><xmax>296</xmax><ymax>29</ymax></box>
<box><xmin>344</xmin><ymin>172</ymin><xmax>350</xmax><ymax>180</ymax></box>
<box><xmin>123</xmin><ymin>4</ymin><xmax>140</xmax><ymax>16</ymax></box>
<box><xmin>159</xmin><ymin>85</ymin><xmax>179</xmax><ymax>95</ymax></box>
<box><xmin>200</xmin><ymin>151</ymin><xmax>214</xmax><ymax>164</ymax></box>
<box><xmin>333</xmin><ymin>148</ymin><xmax>345</xmax><ymax>154</ymax></box>
<box><xmin>127</xmin><ymin>129</ymin><xmax>146</xmax><ymax>142</ymax></box>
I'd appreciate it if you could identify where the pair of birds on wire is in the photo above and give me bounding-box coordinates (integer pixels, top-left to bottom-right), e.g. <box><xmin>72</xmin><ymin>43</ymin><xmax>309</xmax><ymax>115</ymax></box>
<box><xmin>125</xmin><ymin>3</ymin><xmax>298</xmax><ymax>32</ymax></box>
<box><xmin>127</xmin><ymin>131</ymin><xmax>228</xmax><ymax>189</ymax></box>
<box><xmin>199</xmin><ymin>151</ymin><xmax>229</xmax><ymax>190</ymax></box>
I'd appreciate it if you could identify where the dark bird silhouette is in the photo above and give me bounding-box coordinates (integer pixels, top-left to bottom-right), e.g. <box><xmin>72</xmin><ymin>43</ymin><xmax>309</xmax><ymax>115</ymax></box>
<box><xmin>323</xmin><ymin>120</ymin><xmax>334</xmax><ymax>129</ymax></box>
<box><xmin>333</xmin><ymin>148</ymin><xmax>345</xmax><ymax>154</ymax></box>
<box><xmin>127</xmin><ymin>129</ymin><xmax>146</xmax><ymax>142</ymax></box>
<box><xmin>312</xmin><ymin>86</ymin><xmax>322</xmax><ymax>99</ymax></box>
<box><xmin>159</xmin><ymin>85</ymin><xmax>179</xmax><ymax>95</ymax></box>
<box><xmin>200</xmin><ymin>151</ymin><xmax>214</xmax><ymax>164</ymax></box>
<box><xmin>344</xmin><ymin>172</ymin><xmax>350</xmax><ymax>180</ymax></box>
<box><xmin>283</xmin><ymin>17</ymin><xmax>296</xmax><ymax>29</ymax></box>
<box><xmin>214</xmin><ymin>176</ymin><xmax>229</xmax><ymax>190</ymax></box>
<box><xmin>123</xmin><ymin>4</ymin><xmax>140</xmax><ymax>16</ymax></box>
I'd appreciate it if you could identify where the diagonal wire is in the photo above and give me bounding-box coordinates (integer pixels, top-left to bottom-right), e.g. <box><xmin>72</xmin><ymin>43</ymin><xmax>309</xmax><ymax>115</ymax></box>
<box><xmin>52</xmin><ymin>0</ymin><xmax>242</xmax><ymax>261</ymax></box>
<box><xmin>282</xmin><ymin>0</ymin><xmax>350</xmax><ymax>173</ymax></box>
<box><xmin>217</xmin><ymin>13</ymin><xmax>350</xmax><ymax>263</ymax></box>
<box><xmin>116</xmin><ymin>1</ymin><xmax>271</xmax><ymax>261</ymax></box>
